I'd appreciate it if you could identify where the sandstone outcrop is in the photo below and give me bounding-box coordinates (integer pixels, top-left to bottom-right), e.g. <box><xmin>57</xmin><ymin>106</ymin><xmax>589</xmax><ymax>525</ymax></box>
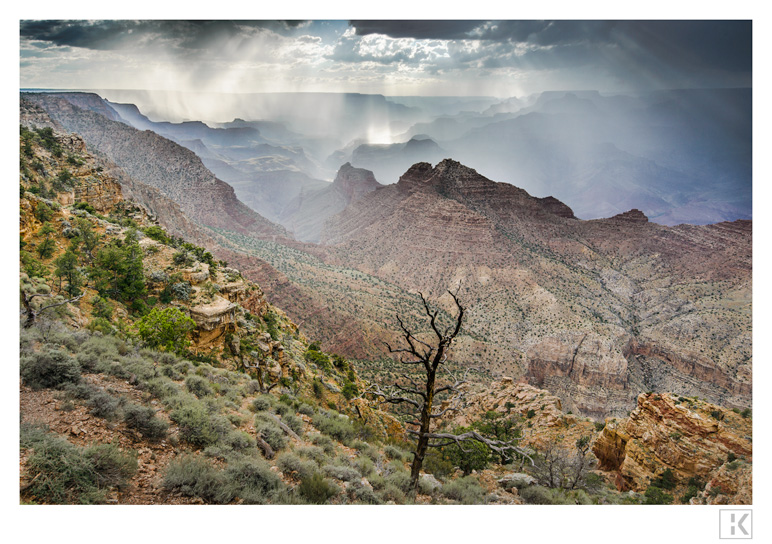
<box><xmin>593</xmin><ymin>392</ymin><xmax>752</xmax><ymax>502</ymax></box>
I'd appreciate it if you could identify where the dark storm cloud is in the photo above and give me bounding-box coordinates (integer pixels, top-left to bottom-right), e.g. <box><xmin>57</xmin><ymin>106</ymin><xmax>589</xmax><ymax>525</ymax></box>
<box><xmin>349</xmin><ymin>20</ymin><xmax>482</xmax><ymax>40</ymax></box>
<box><xmin>19</xmin><ymin>20</ymin><xmax>308</xmax><ymax>51</ymax></box>
<box><xmin>347</xmin><ymin>20</ymin><xmax>751</xmax><ymax>74</ymax></box>
<box><xmin>349</xmin><ymin>20</ymin><xmax>615</xmax><ymax>44</ymax></box>
<box><xmin>613</xmin><ymin>20</ymin><xmax>752</xmax><ymax>73</ymax></box>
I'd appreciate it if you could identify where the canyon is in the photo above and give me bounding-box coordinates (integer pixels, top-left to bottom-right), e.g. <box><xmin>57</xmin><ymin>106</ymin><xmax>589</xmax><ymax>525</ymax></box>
<box><xmin>21</xmin><ymin>92</ymin><xmax>751</xmax><ymax>421</ymax></box>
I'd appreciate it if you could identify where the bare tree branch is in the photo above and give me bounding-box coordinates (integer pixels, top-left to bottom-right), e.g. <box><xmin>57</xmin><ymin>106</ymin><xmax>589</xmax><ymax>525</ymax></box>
<box><xmin>21</xmin><ymin>290</ymin><xmax>85</xmax><ymax>328</ymax></box>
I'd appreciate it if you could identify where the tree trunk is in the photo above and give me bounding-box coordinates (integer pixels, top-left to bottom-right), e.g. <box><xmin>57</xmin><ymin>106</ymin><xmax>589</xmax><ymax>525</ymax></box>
<box><xmin>408</xmin><ymin>367</ymin><xmax>437</xmax><ymax>495</ymax></box>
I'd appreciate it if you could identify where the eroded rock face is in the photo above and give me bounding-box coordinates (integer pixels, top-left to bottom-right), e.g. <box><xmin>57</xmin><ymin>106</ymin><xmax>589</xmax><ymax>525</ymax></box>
<box><xmin>525</xmin><ymin>333</ymin><xmax>636</xmax><ymax>418</ymax></box>
<box><xmin>526</xmin><ymin>333</ymin><xmax>629</xmax><ymax>389</ymax></box>
<box><xmin>524</xmin><ymin>330</ymin><xmax>752</xmax><ymax>419</ymax></box>
<box><xmin>593</xmin><ymin>392</ymin><xmax>752</xmax><ymax>502</ymax></box>
<box><xmin>625</xmin><ymin>339</ymin><xmax>752</xmax><ymax>406</ymax></box>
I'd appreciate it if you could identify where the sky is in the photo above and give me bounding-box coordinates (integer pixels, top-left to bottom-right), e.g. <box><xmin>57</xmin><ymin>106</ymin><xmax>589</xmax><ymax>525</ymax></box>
<box><xmin>19</xmin><ymin>19</ymin><xmax>752</xmax><ymax>98</ymax></box>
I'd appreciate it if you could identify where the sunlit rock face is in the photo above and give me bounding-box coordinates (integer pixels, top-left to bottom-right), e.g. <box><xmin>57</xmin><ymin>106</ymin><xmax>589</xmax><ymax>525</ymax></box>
<box><xmin>593</xmin><ymin>392</ymin><xmax>752</xmax><ymax>503</ymax></box>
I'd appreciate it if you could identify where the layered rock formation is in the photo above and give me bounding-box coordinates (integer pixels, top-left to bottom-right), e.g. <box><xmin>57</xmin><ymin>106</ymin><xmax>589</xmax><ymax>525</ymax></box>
<box><xmin>23</xmin><ymin>91</ymin><xmax>751</xmax><ymax>422</ymax></box>
<box><xmin>593</xmin><ymin>392</ymin><xmax>752</xmax><ymax>502</ymax></box>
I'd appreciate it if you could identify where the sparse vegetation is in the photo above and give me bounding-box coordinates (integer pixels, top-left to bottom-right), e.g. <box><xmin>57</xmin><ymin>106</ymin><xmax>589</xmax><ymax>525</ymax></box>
<box><xmin>21</xmin><ymin>424</ymin><xmax>136</xmax><ymax>504</ymax></box>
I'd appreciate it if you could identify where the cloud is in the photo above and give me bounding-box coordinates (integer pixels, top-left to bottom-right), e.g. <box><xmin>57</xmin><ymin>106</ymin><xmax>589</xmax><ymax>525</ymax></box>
<box><xmin>19</xmin><ymin>20</ymin><xmax>752</xmax><ymax>97</ymax></box>
<box><xmin>349</xmin><ymin>20</ymin><xmax>482</xmax><ymax>40</ymax></box>
<box><xmin>19</xmin><ymin>20</ymin><xmax>312</xmax><ymax>52</ymax></box>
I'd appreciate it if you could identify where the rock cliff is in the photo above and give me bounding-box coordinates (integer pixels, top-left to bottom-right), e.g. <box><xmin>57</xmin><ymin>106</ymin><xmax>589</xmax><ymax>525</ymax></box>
<box><xmin>593</xmin><ymin>392</ymin><xmax>752</xmax><ymax>503</ymax></box>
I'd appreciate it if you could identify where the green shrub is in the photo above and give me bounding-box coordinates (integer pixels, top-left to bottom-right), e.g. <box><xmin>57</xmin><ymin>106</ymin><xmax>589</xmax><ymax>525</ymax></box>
<box><xmin>250</xmin><ymin>395</ymin><xmax>274</xmax><ymax>412</ymax></box>
<box><xmin>136</xmin><ymin>307</ymin><xmax>195</xmax><ymax>354</ymax></box>
<box><xmin>298</xmin><ymin>472</ymin><xmax>339</xmax><ymax>504</ymax></box>
<box><xmin>312</xmin><ymin>379</ymin><xmax>324</xmax><ymax>399</ymax></box>
<box><xmin>282</xmin><ymin>413</ymin><xmax>305</xmax><ymax>436</ymax></box>
<box><xmin>141</xmin><ymin>225</ymin><xmax>170</xmax><ymax>245</ymax></box>
<box><xmin>85</xmin><ymin>442</ymin><xmax>138</xmax><ymax>489</ymax></box>
<box><xmin>354</xmin><ymin>456</ymin><xmax>376</xmax><ymax>477</ymax></box>
<box><xmin>297</xmin><ymin>402</ymin><xmax>315</xmax><ymax>416</ymax></box>
<box><xmin>21</xmin><ymin>427</ymin><xmax>136</xmax><ymax>504</ymax></box>
<box><xmin>171</xmin><ymin>402</ymin><xmax>228</xmax><ymax>448</ymax></box>
<box><xmin>341</xmin><ymin>380</ymin><xmax>359</xmax><ymax>400</ymax></box>
<box><xmin>305</xmin><ymin>349</ymin><xmax>331</xmax><ymax>371</ymax></box>
<box><xmin>644</xmin><ymin>485</ymin><xmax>674</xmax><ymax>505</ymax></box>
<box><xmin>442</xmin><ymin>476</ymin><xmax>486</xmax><ymax>504</ymax></box>
<box><xmin>276</xmin><ymin>452</ymin><xmax>317</xmax><ymax>481</ymax></box>
<box><xmin>351</xmin><ymin>485</ymin><xmax>381</xmax><ymax>504</ymax></box>
<box><xmin>651</xmin><ymin>468</ymin><xmax>677</xmax><ymax>490</ymax></box>
<box><xmin>225</xmin><ymin>430</ymin><xmax>255</xmax><ymax>452</ymax></box>
<box><xmin>185</xmin><ymin>375</ymin><xmax>214</xmax><ymax>398</ymax></box>
<box><xmin>378</xmin><ymin>483</ymin><xmax>406</xmax><ymax>504</ymax></box>
<box><xmin>123</xmin><ymin>403</ymin><xmax>169</xmax><ymax>441</ymax></box>
<box><xmin>423</xmin><ymin>449</ymin><xmax>454</xmax><ymax>479</ymax></box>
<box><xmin>254</xmin><ymin>415</ymin><xmax>287</xmax><ymax>451</ymax></box>
<box><xmin>274</xmin><ymin>402</ymin><xmax>291</xmax><ymax>416</ymax></box>
<box><xmin>312</xmin><ymin>411</ymin><xmax>356</xmax><ymax>444</ymax></box>
<box><xmin>311</xmin><ymin>434</ymin><xmax>335</xmax><ymax>455</ymax></box>
<box><xmin>76</xmin><ymin>336</ymin><xmax>121</xmax><ymax>372</ymax></box>
<box><xmin>21</xmin><ymin>348</ymin><xmax>81</xmax><ymax>390</ymax></box>
<box><xmin>141</xmin><ymin>377</ymin><xmax>182</xmax><ymax>401</ymax></box>
<box><xmin>297</xmin><ymin>445</ymin><xmax>327</xmax><ymax>465</ymax></box>
<box><xmin>680</xmin><ymin>485</ymin><xmax>702</xmax><ymax>504</ymax></box>
<box><xmin>441</xmin><ymin>438</ymin><xmax>491</xmax><ymax>476</ymax></box>
<box><xmin>384</xmin><ymin>469</ymin><xmax>412</xmax><ymax>493</ymax></box>
<box><xmin>163</xmin><ymin>454</ymin><xmax>233</xmax><ymax>504</ymax></box>
<box><xmin>224</xmin><ymin>457</ymin><xmax>284</xmax><ymax>504</ymax></box>
<box><xmin>519</xmin><ymin>485</ymin><xmax>563</xmax><ymax>505</ymax></box>
<box><xmin>86</xmin><ymin>389</ymin><xmax>124</xmax><ymax>421</ymax></box>
<box><xmin>323</xmin><ymin>464</ymin><xmax>362</xmax><ymax>482</ymax></box>
<box><xmin>418</xmin><ymin>474</ymin><xmax>442</xmax><ymax>496</ymax></box>
<box><xmin>174</xmin><ymin>360</ymin><xmax>193</xmax><ymax>376</ymax></box>
<box><xmin>34</xmin><ymin>201</ymin><xmax>55</xmax><ymax>222</ymax></box>
<box><xmin>384</xmin><ymin>444</ymin><xmax>408</xmax><ymax>461</ymax></box>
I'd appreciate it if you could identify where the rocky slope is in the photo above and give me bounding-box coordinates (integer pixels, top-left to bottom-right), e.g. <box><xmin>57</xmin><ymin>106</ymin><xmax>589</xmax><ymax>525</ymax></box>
<box><xmin>22</xmin><ymin>93</ymin><xmax>289</xmax><ymax>241</ymax></box>
<box><xmin>593</xmin><ymin>392</ymin><xmax>752</xmax><ymax>503</ymax></box>
<box><xmin>22</xmin><ymin>93</ymin><xmax>751</xmax><ymax>422</ymax></box>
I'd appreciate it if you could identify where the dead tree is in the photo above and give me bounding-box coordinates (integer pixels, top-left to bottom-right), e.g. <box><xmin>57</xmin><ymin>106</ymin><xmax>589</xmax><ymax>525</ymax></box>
<box><xmin>20</xmin><ymin>288</ymin><xmax>84</xmax><ymax>328</ymax></box>
<box><xmin>367</xmin><ymin>291</ymin><xmax>532</xmax><ymax>495</ymax></box>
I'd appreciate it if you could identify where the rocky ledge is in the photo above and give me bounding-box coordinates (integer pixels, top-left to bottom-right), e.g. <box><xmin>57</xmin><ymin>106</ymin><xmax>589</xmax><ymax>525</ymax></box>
<box><xmin>593</xmin><ymin>392</ymin><xmax>752</xmax><ymax>502</ymax></box>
